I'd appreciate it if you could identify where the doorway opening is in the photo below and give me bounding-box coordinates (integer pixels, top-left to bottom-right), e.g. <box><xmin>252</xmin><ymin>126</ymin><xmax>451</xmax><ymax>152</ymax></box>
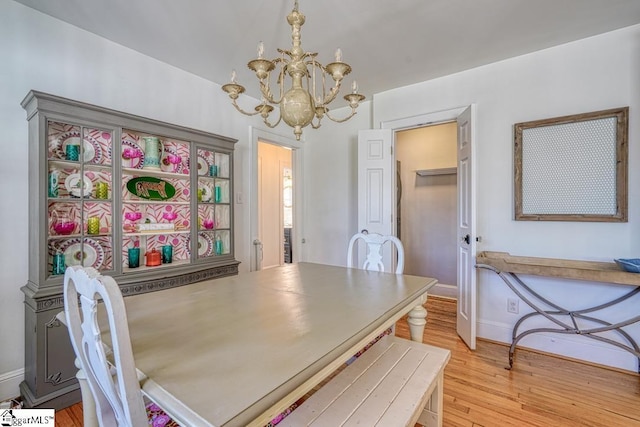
<box><xmin>379</xmin><ymin>104</ymin><xmax>476</xmax><ymax>349</ymax></box>
<box><xmin>250</xmin><ymin>127</ymin><xmax>303</xmax><ymax>272</ymax></box>
<box><xmin>257</xmin><ymin>141</ymin><xmax>293</xmax><ymax>270</ymax></box>
<box><xmin>396</xmin><ymin>122</ymin><xmax>458</xmax><ymax>298</ymax></box>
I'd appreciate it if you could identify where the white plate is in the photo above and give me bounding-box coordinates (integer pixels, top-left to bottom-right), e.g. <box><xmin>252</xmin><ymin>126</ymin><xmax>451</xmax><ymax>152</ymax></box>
<box><xmin>196</xmin><ymin>154</ymin><xmax>210</xmax><ymax>176</ymax></box>
<box><xmin>198</xmin><ymin>233</ymin><xmax>214</xmax><ymax>256</ymax></box>
<box><xmin>55</xmin><ymin>132</ymin><xmax>102</xmax><ymax>162</ymax></box>
<box><xmin>200</xmin><ymin>185</ymin><xmax>212</xmax><ymax>202</ymax></box>
<box><xmin>83</xmin><ymin>140</ymin><xmax>97</xmax><ymax>162</ymax></box>
<box><xmin>65</xmin><ymin>173</ymin><xmax>93</xmax><ymax>197</ymax></box>
<box><xmin>59</xmin><ymin>238</ymin><xmax>105</xmax><ymax>269</ymax></box>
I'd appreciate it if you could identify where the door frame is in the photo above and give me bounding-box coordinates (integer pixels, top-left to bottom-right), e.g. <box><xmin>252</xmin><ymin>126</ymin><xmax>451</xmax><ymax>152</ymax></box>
<box><xmin>250</xmin><ymin>127</ymin><xmax>304</xmax><ymax>271</ymax></box>
<box><xmin>381</xmin><ymin>105</ymin><xmax>477</xmax><ymax>348</ymax></box>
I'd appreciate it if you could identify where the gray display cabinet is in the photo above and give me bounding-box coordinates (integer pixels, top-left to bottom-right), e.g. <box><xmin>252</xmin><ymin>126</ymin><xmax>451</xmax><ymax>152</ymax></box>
<box><xmin>20</xmin><ymin>91</ymin><xmax>239</xmax><ymax>409</ymax></box>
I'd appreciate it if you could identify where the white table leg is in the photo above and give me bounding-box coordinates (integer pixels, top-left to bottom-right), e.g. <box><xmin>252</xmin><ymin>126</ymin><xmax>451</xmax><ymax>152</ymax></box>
<box><xmin>75</xmin><ymin>358</ymin><xmax>99</xmax><ymax>427</ymax></box>
<box><xmin>407</xmin><ymin>295</ymin><xmax>427</xmax><ymax>342</ymax></box>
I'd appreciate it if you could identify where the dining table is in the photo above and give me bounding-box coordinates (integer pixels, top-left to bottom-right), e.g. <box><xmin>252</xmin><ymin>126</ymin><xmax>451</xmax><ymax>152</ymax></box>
<box><xmin>86</xmin><ymin>262</ymin><xmax>438</xmax><ymax>426</ymax></box>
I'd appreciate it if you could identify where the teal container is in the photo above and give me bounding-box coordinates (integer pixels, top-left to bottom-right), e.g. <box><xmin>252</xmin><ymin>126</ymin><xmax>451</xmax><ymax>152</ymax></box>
<box><xmin>128</xmin><ymin>247</ymin><xmax>140</xmax><ymax>268</ymax></box>
<box><xmin>215</xmin><ymin>236</ymin><xmax>223</xmax><ymax>255</ymax></box>
<box><xmin>65</xmin><ymin>144</ymin><xmax>80</xmax><ymax>161</ymax></box>
<box><xmin>52</xmin><ymin>253</ymin><xmax>65</xmax><ymax>275</ymax></box>
<box><xmin>48</xmin><ymin>171</ymin><xmax>59</xmax><ymax>198</ymax></box>
<box><xmin>162</xmin><ymin>245</ymin><xmax>173</xmax><ymax>264</ymax></box>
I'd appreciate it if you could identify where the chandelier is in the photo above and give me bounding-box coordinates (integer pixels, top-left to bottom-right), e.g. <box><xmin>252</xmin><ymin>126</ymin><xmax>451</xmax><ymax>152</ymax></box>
<box><xmin>221</xmin><ymin>0</ymin><xmax>365</xmax><ymax>141</ymax></box>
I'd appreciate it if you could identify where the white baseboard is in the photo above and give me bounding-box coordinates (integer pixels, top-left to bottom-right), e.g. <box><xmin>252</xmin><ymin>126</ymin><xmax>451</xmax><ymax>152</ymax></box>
<box><xmin>477</xmin><ymin>318</ymin><xmax>638</xmax><ymax>372</ymax></box>
<box><xmin>428</xmin><ymin>283</ymin><xmax>457</xmax><ymax>299</ymax></box>
<box><xmin>0</xmin><ymin>368</ymin><xmax>24</xmax><ymax>402</ymax></box>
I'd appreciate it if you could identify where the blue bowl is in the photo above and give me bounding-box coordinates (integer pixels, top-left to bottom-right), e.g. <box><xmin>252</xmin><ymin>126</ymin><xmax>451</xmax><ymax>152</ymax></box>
<box><xmin>614</xmin><ymin>258</ymin><xmax>640</xmax><ymax>273</ymax></box>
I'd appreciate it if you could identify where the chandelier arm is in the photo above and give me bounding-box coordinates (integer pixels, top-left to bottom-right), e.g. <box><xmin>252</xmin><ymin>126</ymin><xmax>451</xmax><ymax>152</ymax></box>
<box><xmin>321</xmin><ymin>83</ymin><xmax>342</xmax><ymax>106</ymax></box>
<box><xmin>262</xmin><ymin>111</ymin><xmax>283</xmax><ymax>129</ymax></box>
<box><xmin>310</xmin><ymin>115</ymin><xmax>323</xmax><ymax>129</ymax></box>
<box><xmin>230</xmin><ymin>98</ymin><xmax>263</xmax><ymax>117</ymax></box>
<box><xmin>258</xmin><ymin>80</ymin><xmax>280</xmax><ymax>105</ymax></box>
<box><xmin>258</xmin><ymin>61</ymin><xmax>289</xmax><ymax>105</ymax></box>
<box><xmin>324</xmin><ymin>107</ymin><xmax>358</xmax><ymax>124</ymax></box>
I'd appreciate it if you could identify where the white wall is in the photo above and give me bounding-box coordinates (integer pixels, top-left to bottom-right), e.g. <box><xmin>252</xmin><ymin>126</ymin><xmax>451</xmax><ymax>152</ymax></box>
<box><xmin>372</xmin><ymin>25</ymin><xmax>640</xmax><ymax>371</ymax></box>
<box><xmin>302</xmin><ymin>103</ymin><xmax>371</xmax><ymax>266</ymax></box>
<box><xmin>0</xmin><ymin>1</ymin><xmax>271</xmax><ymax>400</ymax></box>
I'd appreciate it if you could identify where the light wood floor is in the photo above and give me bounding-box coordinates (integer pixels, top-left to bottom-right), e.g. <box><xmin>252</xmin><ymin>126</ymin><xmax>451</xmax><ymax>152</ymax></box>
<box><xmin>55</xmin><ymin>297</ymin><xmax>640</xmax><ymax>427</ymax></box>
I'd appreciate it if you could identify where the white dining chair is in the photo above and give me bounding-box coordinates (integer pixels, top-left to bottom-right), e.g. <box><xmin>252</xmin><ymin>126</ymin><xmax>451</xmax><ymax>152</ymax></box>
<box><xmin>63</xmin><ymin>266</ymin><xmax>177</xmax><ymax>427</ymax></box>
<box><xmin>345</xmin><ymin>232</ymin><xmax>406</xmax><ymax>364</ymax></box>
<box><xmin>347</xmin><ymin>231</ymin><xmax>405</xmax><ymax>274</ymax></box>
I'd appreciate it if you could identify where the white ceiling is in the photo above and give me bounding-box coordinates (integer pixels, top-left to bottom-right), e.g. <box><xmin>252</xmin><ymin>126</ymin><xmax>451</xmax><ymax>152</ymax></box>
<box><xmin>13</xmin><ymin>0</ymin><xmax>640</xmax><ymax>100</ymax></box>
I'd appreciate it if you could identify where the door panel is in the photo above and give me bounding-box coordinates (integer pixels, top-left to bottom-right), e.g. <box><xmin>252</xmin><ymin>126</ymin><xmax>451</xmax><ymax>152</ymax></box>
<box><xmin>357</xmin><ymin>129</ymin><xmax>394</xmax><ymax>268</ymax></box>
<box><xmin>456</xmin><ymin>105</ymin><xmax>477</xmax><ymax>349</ymax></box>
<box><xmin>258</xmin><ymin>142</ymin><xmax>292</xmax><ymax>270</ymax></box>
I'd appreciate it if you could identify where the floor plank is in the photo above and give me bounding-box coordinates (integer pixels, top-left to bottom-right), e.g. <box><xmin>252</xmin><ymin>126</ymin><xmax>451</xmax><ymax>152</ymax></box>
<box><xmin>395</xmin><ymin>297</ymin><xmax>640</xmax><ymax>427</ymax></box>
<box><xmin>55</xmin><ymin>296</ymin><xmax>640</xmax><ymax>427</ymax></box>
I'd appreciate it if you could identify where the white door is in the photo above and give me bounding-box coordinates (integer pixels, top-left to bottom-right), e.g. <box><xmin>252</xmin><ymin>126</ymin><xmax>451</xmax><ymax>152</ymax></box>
<box><xmin>250</xmin><ymin>127</ymin><xmax>303</xmax><ymax>271</ymax></box>
<box><xmin>455</xmin><ymin>105</ymin><xmax>477</xmax><ymax>349</ymax></box>
<box><xmin>357</xmin><ymin>129</ymin><xmax>394</xmax><ymax>267</ymax></box>
<box><xmin>257</xmin><ymin>142</ymin><xmax>292</xmax><ymax>269</ymax></box>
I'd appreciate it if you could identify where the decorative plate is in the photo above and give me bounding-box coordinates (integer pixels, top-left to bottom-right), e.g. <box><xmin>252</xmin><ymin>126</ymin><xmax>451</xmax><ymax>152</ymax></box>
<box><xmin>198</xmin><ymin>233</ymin><xmax>214</xmax><ymax>256</ymax></box>
<box><xmin>196</xmin><ymin>154</ymin><xmax>210</xmax><ymax>176</ymax></box>
<box><xmin>614</xmin><ymin>258</ymin><xmax>640</xmax><ymax>273</ymax></box>
<box><xmin>200</xmin><ymin>185</ymin><xmax>212</xmax><ymax>202</ymax></box>
<box><xmin>120</xmin><ymin>138</ymin><xmax>145</xmax><ymax>169</ymax></box>
<box><xmin>65</xmin><ymin>173</ymin><xmax>93</xmax><ymax>197</ymax></box>
<box><xmin>54</xmin><ymin>131</ymin><xmax>102</xmax><ymax>163</ymax></box>
<box><xmin>59</xmin><ymin>237</ymin><xmax>105</xmax><ymax>269</ymax></box>
<box><xmin>83</xmin><ymin>136</ymin><xmax>103</xmax><ymax>163</ymax></box>
<box><xmin>160</xmin><ymin>147</ymin><xmax>183</xmax><ymax>173</ymax></box>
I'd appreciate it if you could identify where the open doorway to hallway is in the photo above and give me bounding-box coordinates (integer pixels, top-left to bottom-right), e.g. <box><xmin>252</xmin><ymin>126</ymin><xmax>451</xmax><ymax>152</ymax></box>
<box><xmin>396</xmin><ymin>122</ymin><xmax>458</xmax><ymax>298</ymax></box>
<box><xmin>257</xmin><ymin>141</ymin><xmax>293</xmax><ymax>269</ymax></box>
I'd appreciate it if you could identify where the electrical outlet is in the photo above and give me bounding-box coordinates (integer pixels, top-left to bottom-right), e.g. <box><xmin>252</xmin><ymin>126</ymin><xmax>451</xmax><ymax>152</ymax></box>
<box><xmin>507</xmin><ymin>298</ymin><xmax>519</xmax><ymax>314</ymax></box>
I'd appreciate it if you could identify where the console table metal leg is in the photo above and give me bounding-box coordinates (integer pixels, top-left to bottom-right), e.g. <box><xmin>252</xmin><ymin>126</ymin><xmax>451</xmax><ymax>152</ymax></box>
<box><xmin>476</xmin><ymin>263</ymin><xmax>640</xmax><ymax>372</ymax></box>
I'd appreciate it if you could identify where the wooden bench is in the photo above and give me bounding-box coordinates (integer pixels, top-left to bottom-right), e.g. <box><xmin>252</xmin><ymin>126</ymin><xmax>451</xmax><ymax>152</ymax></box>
<box><xmin>279</xmin><ymin>336</ymin><xmax>451</xmax><ymax>427</ymax></box>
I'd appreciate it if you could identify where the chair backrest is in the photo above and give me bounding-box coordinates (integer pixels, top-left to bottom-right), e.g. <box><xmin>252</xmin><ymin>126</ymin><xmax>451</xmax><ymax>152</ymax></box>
<box><xmin>346</xmin><ymin>232</ymin><xmax>405</xmax><ymax>274</ymax></box>
<box><xmin>63</xmin><ymin>266</ymin><xmax>147</xmax><ymax>427</ymax></box>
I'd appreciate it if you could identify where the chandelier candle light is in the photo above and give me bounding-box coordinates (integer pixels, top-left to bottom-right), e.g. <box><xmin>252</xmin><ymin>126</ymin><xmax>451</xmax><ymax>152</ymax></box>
<box><xmin>221</xmin><ymin>0</ymin><xmax>365</xmax><ymax>140</ymax></box>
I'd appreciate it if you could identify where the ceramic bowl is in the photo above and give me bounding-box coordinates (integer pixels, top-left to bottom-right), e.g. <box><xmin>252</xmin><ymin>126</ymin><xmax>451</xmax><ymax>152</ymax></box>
<box><xmin>53</xmin><ymin>221</ymin><xmax>76</xmax><ymax>235</ymax></box>
<box><xmin>614</xmin><ymin>258</ymin><xmax>640</xmax><ymax>273</ymax></box>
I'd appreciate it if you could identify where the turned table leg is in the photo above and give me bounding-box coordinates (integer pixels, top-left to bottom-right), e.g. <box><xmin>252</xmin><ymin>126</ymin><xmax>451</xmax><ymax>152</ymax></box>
<box><xmin>407</xmin><ymin>295</ymin><xmax>427</xmax><ymax>342</ymax></box>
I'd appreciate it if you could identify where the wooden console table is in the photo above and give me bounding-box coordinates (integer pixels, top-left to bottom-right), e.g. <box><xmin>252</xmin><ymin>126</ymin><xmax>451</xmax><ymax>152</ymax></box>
<box><xmin>475</xmin><ymin>251</ymin><xmax>640</xmax><ymax>372</ymax></box>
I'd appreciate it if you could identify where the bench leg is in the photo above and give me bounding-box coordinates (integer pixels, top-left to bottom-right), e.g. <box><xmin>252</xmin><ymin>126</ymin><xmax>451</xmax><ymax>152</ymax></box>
<box><xmin>416</xmin><ymin>370</ymin><xmax>444</xmax><ymax>427</ymax></box>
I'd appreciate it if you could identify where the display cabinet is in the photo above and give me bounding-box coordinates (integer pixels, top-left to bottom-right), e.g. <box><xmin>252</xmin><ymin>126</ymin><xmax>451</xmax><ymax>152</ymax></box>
<box><xmin>20</xmin><ymin>91</ymin><xmax>238</xmax><ymax>409</ymax></box>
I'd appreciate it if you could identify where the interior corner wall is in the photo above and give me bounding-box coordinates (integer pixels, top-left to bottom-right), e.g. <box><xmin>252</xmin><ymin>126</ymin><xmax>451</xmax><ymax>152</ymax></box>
<box><xmin>373</xmin><ymin>24</ymin><xmax>640</xmax><ymax>372</ymax></box>
<box><xmin>0</xmin><ymin>1</ymin><xmax>266</xmax><ymax>400</ymax></box>
<box><xmin>301</xmin><ymin>102</ymin><xmax>372</xmax><ymax>267</ymax></box>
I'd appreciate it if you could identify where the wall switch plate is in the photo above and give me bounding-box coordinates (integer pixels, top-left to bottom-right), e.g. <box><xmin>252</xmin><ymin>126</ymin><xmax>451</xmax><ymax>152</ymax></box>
<box><xmin>507</xmin><ymin>298</ymin><xmax>519</xmax><ymax>314</ymax></box>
